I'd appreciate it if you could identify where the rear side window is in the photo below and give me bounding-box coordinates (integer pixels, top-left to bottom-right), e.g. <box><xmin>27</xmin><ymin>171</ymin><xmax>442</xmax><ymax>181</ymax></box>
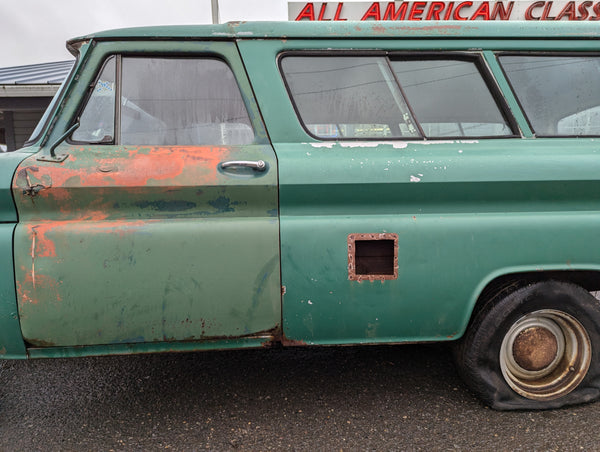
<box><xmin>281</xmin><ymin>54</ymin><xmax>514</xmax><ymax>140</ymax></box>
<box><xmin>73</xmin><ymin>56</ymin><xmax>254</xmax><ymax>145</ymax></box>
<box><xmin>390</xmin><ymin>59</ymin><xmax>512</xmax><ymax>138</ymax></box>
<box><xmin>280</xmin><ymin>56</ymin><xmax>420</xmax><ymax>139</ymax></box>
<box><xmin>499</xmin><ymin>55</ymin><xmax>600</xmax><ymax>136</ymax></box>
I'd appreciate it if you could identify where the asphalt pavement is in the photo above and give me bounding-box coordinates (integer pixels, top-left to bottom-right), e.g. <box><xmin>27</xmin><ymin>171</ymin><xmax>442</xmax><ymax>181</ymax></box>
<box><xmin>0</xmin><ymin>344</ymin><xmax>598</xmax><ymax>451</ymax></box>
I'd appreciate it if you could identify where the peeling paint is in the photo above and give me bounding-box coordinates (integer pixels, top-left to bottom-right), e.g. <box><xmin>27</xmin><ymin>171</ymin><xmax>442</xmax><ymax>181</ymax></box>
<box><xmin>309</xmin><ymin>142</ymin><xmax>335</xmax><ymax>149</ymax></box>
<box><xmin>339</xmin><ymin>141</ymin><xmax>408</xmax><ymax>149</ymax></box>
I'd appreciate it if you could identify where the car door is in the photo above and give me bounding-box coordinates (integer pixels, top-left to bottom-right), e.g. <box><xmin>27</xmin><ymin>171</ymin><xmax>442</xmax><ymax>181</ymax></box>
<box><xmin>13</xmin><ymin>41</ymin><xmax>280</xmax><ymax>347</ymax></box>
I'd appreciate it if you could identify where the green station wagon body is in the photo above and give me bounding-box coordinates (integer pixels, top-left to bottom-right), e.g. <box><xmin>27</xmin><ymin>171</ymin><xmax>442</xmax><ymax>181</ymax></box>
<box><xmin>3</xmin><ymin>21</ymin><xmax>600</xmax><ymax>409</ymax></box>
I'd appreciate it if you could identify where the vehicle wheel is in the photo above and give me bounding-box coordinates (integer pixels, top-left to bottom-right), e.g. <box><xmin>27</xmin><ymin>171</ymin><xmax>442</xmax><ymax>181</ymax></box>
<box><xmin>455</xmin><ymin>281</ymin><xmax>600</xmax><ymax>410</ymax></box>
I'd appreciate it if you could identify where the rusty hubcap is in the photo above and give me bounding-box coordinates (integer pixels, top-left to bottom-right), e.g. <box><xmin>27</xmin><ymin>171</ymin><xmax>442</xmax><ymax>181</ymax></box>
<box><xmin>499</xmin><ymin>310</ymin><xmax>591</xmax><ymax>401</ymax></box>
<box><xmin>512</xmin><ymin>327</ymin><xmax>559</xmax><ymax>371</ymax></box>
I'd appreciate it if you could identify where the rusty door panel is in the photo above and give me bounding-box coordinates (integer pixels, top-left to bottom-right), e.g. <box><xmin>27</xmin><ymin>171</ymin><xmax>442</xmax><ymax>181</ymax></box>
<box><xmin>13</xmin><ymin>144</ymin><xmax>280</xmax><ymax>346</ymax></box>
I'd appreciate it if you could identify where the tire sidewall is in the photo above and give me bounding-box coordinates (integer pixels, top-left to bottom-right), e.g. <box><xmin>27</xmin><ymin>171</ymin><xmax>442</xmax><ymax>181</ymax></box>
<box><xmin>462</xmin><ymin>281</ymin><xmax>600</xmax><ymax>410</ymax></box>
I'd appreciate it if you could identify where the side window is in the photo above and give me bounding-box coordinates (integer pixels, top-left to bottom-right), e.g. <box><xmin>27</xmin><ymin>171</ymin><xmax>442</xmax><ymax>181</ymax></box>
<box><xmin>389</xmin><ymin>58</ymin><xmax>512</xmax><ymax>138</ymax></box>
<box><xmin>281</xmin><ymin>54</ymin><xmax>514</xmax><ymax>140</ymax></box>
<box><xmin>73</xmin><ymin>56</ymin><xmax>254</xmax><ymax>145</ymax></box>
<box><xmin>499</xmin><ymin>55</ymin><xmax>600</xmax><ymax>136</ymax></box>
<box><xmin>280</xmin><ymin>56</ymin><xmax>421</xmax><ymax>139</ymax></box>
<box><xmin>73</xmin><ymin>57</ymin><xmax>116</xmax><ymax>143</ymax></box>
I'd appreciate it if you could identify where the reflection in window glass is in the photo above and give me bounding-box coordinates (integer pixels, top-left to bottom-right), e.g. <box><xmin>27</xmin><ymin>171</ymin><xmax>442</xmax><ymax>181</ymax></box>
<box><xmin>281</xmin><ymin>56</ymin><xmax>420</xmax><ymax>139</ymax></box>
<box><xmin>72</xmin><ymin>57</ymin><xmax>116</xmax><ymax>143</ymax></box>
<box><xmin>500</xmin><ymin>56</ymin><xmax>600</xmax><ymax>136</ymax></box>
<box><xmin>73</xmin><ymin>57</ymin><xmax>254</xmax><ymax>145</ymax></box>
<box><xmin>121</xmin><ymin>58</ymin><xmax>253</xmax><ymax>145</ymax></box>
<box><xmin>390</xmin><ymin>59</ymin><xmax>512</xmax><ymax>138</ymax></box>
<box><xmin>558</xmin><ymin>106</ymin><xmax>600</xmax><ymax>135</ymax></box>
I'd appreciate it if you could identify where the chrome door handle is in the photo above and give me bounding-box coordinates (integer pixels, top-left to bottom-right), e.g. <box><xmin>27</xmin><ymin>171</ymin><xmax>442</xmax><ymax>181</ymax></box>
<box><xmin>220</xmin><ymin>160</ymin><xmax>267</xmax><ymax>172</ymax></box>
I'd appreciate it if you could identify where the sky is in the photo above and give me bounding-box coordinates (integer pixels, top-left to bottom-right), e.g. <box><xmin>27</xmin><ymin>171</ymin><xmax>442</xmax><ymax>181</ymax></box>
<box><xmin>0</xmin><ymin>0</ymin><xmax>289</xmax><ymax>67</ymax></box>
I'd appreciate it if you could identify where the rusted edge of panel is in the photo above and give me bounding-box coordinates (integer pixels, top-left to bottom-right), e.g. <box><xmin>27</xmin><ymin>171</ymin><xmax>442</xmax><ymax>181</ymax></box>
<box><xmin>348</xmin><ymin>232</ymin><xmax>399</xmax><ymax>282</ymax></box>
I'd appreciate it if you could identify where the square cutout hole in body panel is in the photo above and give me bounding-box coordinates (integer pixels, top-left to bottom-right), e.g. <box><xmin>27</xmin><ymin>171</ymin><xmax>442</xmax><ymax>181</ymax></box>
<box><xmin>348</xmin><ymin>233</ymin><xmax>398</xmax><ymax>281</ymax></box>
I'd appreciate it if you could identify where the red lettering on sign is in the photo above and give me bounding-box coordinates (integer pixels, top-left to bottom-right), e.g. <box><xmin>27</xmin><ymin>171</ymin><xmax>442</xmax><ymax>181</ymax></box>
<box><xmin>541</xmin><ymin>1</ymin><xmax>556</xmax><ymax>19</ymax></box>
<box><xmin>471</xmin><ymin>2</ymin><xmax>491</xmax><ymax>19</ymax></box>
<box><xmin>334</xmin><ymin>2</ymin><xmax>347</xmax><ymax>20</ymax></box>
<box><xmin>383</xmin><ymin>2</ymin><xmax>409</xmax><ymax>19</ymax></box>
<box><xmin>409</xmin><ymin>1</ymin><xmax>427</xmax><ymax>19</ymax></box>
<box><xmin>591</xmin><ymin>2</ymin><xmax>600</xmax><ymax>19</ymax></box>
<box><xmin>577</xmin><ymin>1</ymin><xmax>593</xmax><ymax>19</ymax></box>
<box><xmin>426</xmin><ymin>1</ymin><xmax>447</xmax><ymax>19</ymax></box>
<box><xmin>491</xmin><ymin>1</ymin><xmax>514</xmax><ymax>19</ymax></box>
<box><xmin>444</xmin><ymin>1</ymin><xmax>456</xmax><ymax>19</ymax></box>
<box><xmin>556</xmin><ymin>1</ymin><xmax>577</xmax><ymax>19</ymax></box>
<box><xmin>525</xmin><ymin>1</ymin><xmax>544</xmax><ymax>19</ymax></box>
<box><xmin>453</xmin><ymin>1</ymin><xmax>473</xmax><ymax>19</ymax></box>
<box><xmin>296</xmin><ymin>2</ymin><xmax>316</xmax><ymax>20</ymax></box>
<box><xmin>361</xmin><ymin>2</ymin><xmax>382</xmax><ymax>19</ymax></box>
<box><xmin>318</xmin><ymin>2</ymin><xmax>330</xmax><ymax>20</ymax></box>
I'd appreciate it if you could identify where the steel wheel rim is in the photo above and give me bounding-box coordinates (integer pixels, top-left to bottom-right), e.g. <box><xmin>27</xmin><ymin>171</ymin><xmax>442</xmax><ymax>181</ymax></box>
<box><xmin>499</xmin><ymin>309</ymin><xmax>591</xmax><ymax>400</ymax></box>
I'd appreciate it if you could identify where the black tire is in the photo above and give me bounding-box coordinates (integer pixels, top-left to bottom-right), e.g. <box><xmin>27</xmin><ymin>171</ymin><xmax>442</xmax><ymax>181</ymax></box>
<box><xmin>455</xmin><ymin>281</ymin><xmax>600</xmax><ymax>410</ymax></box>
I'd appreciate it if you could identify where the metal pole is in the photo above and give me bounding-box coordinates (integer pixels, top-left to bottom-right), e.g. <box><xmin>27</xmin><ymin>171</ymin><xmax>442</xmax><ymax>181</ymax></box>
<box><xmin>211</xmin><ymin>0</ymin><xmax>220</xmax><ymax>24</ymax></box>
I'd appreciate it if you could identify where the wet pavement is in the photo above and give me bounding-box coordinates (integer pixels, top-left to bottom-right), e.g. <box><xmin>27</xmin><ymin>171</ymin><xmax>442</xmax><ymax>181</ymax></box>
<box><xmin>0</xmin><ymin>344</ymin><xmax>598</xmax><ymax>451</ymax></box>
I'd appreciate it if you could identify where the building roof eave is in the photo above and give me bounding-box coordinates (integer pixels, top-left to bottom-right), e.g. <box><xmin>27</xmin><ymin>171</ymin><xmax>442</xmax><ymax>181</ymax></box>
<box><xmin>0</xmin><ymin>84</ymin><xmax>60</xmax><ymax>98</ymax></box>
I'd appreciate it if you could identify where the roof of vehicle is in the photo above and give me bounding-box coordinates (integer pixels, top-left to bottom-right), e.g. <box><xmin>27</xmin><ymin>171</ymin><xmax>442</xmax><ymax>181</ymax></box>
<box><xmin>69</xmin><ymin>20</ymin><xmax>600</xmax><ymax>45</ymax></box>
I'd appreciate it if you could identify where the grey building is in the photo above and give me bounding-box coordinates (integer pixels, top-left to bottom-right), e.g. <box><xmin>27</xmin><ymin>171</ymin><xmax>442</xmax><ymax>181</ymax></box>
<box><xmin>0</xmin><ymin>60</ymin><xmax>73</xmax><ymax>151</ymax></box>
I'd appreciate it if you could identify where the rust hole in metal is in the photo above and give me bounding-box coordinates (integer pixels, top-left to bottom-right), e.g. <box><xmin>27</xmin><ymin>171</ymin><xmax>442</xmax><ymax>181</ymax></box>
<box><xmin>348</xmin><ymin>233</ymin><xmax>398</xmax><ymax>282</ymax></box>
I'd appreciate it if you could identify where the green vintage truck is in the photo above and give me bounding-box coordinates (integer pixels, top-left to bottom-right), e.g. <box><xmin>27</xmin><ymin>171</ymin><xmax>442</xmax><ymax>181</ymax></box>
<box><xmin>2</xmin><ymin>21</ymin><xmax>600</xmax><ymax>410</ymax></box>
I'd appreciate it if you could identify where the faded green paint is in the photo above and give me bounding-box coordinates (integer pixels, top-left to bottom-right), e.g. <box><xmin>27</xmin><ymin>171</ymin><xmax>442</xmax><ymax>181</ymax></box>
<box><xmin>271</xmin><ymin>141</ymin><xmax>600</xmax><ymax>344</ymax></box>
<box><xmin>14</xmin><ymin>145</ymin><xmax>280</xmax><ymax>346</ymax></box>
<box><xmin>239</xmin><ymin>36</ymin><xmax>600</xmax><ymax>344</ymax></box>
<box><xmin>0</xmin><ymin>150</ymin><xmax>33</xmax><ymax>222</ymax></box>
<box><xmin>0</xmin><ymin>224</ymin><xmax>26</xmax><ymax>357</ymax></box>
<box><xmin>27</xmin><ymin>335</ymin><xmax>273</xmax><ymax>359</ymax></box>
<box><xmin>12</xmin><ymin>40</ymin><xmax>280</xmax><ymax>347</ymax></box>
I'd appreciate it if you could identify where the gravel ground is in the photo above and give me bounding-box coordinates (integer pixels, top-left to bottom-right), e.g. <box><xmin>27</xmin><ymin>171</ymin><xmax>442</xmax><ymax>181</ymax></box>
<box><xmin>0</xmin><ymin>344</ymin><xmax>598</xmax><ymax>451</ymax></box>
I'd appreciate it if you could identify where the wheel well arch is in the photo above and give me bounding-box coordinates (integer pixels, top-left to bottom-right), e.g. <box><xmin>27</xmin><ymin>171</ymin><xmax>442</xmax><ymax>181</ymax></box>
<box><xmin>465</xmin><ymin>270</ymin><xmax>600</xmax><ymax>333</ymax></box>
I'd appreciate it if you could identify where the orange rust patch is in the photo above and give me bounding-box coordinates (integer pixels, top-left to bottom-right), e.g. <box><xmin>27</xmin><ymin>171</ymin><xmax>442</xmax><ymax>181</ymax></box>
<box><xmin>17</xmin><ymin>147</ymin><xmax>230</xmax><ymax>192</ymax></box>
<box><xmin>17</xmin><ymin>273</ymin><xmax>63</xmax><ymax>305</ymax></box>
<box><xmin>30</xmin><ymin>224</ymin><xmax>57</xmax><ymax>258</ymax></box>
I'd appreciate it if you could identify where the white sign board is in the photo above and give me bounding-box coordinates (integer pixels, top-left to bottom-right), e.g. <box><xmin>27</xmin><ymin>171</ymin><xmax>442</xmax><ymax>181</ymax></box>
<box><xmin>288</xmin><ymin>1</ymin><xmax>600</xmax><ymax>21</ymax></box>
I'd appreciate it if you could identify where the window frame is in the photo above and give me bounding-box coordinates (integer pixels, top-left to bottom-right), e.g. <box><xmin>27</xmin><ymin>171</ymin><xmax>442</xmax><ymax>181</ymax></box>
<box><xmin>69</xmin><ymin>54</ymin><xmax>117</xmax><ymax>145</ymax></box>
<box><xmin>388</xmin><ymin>51</ymin><xmax>519</xmax><ymax>140</ymax></box>
<box><xmin>25</xmin><ymin>57</ymin><xmax>78</xmax><ymax>147</ymax></box>
<box><xmin>279</xmin><ymin>50</ymin><xmax>519</xmax><ymax>142</ymax></box>
<box><xmin>497</xmin><ymin>51</ymin><xmax>600</xmax><ymax>138</ymax></box>
<box><xmin>68</xmin><ymin>52</ymin><xmax>257</xmax><ymax>146</ymax></box>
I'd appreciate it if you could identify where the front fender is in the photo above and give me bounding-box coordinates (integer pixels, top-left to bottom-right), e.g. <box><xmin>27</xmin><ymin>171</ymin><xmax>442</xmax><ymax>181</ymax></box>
<box><xmin>0</xmin><ymin>223</ymin><xmax>26</xmax><ymax>358</ymax></box>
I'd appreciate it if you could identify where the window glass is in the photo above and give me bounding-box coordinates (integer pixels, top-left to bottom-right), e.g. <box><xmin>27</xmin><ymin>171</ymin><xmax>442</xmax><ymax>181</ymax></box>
<box><xmin>121</xmin><ymin>58</ymin><xmax>253</xmax><ymax>145</ymax></box>
<box><xmin>72</xmin><ymin>57</ymin><xmax>254</xmax><ymax>145</ymax></box>
<box><xmin>390</xmin><ymin>59</ymin><xmax>512</xmax><ymax>138</ymax></box>
<box><xmin>72</xmin><ymin>57</ymin><xmax>116</xmax><ymax>143</ymax></box>
<box><xmin>500</xmin><ymin>55</ymin><xmax>600</xmax><ymax>136</ymax></box>
<box><xmin>281</xmin><ymin>56</ymin><xmax>420</xmax><ymax>139</ymax></box>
